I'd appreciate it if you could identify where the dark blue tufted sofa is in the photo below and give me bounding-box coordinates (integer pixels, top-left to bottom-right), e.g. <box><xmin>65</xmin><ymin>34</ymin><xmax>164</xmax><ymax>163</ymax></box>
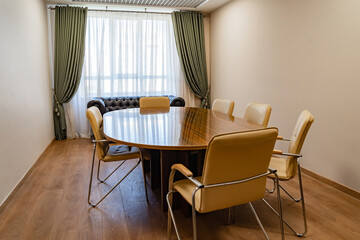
<box><xmin>87</xmin><ymin>95</ymin><xmax>185</xmax><ymax>115</ymax></box>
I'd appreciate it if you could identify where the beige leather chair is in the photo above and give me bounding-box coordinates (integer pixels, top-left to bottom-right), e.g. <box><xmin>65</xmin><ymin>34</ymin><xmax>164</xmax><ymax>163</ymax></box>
<box><xmin>139</xmin><ymin>96</ymin><xmax>170</xmax><ymax>108</ymax></box>
<box><xmin>167</xmin><ymin>128</ymin><xmax>284</xmax><ymax>240</ymax></box>
<box><xmin>86</xmin><ymin>106</ymin><xmax>148</xmax><ymax>207</ymax></box>
<box><xmin>243</xmin><ymin>102</ymin><xmax>272</xmax><ymax>127</ymax></box>
<box><xmin>264</xmin><ymin>110</ymin><xmax>314</xmax><ymax>237</ymax></box>
<box><xmin>211</xmin><ymin>99</ymin><xmax>235</xmax><ymax>116</ymax></box>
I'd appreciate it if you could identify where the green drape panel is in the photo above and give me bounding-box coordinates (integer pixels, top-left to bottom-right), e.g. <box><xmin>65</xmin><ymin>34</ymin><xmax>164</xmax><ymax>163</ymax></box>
<box><xmin>171</xmin><ymin>11</ymin><xmax>209</xmax><ymax>108</ymax></box>
<box><xmin>53</xmin><ymin>6</ymin><xmax>87</xmax><ymax>140</ymax></box>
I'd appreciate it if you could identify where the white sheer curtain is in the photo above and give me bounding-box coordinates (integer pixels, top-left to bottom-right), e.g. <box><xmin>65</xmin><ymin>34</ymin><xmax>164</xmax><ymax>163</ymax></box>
<box><xmin>63</xmin><ymin>11</ymin><xmax>196</xmax><ymax>138</ymax></box>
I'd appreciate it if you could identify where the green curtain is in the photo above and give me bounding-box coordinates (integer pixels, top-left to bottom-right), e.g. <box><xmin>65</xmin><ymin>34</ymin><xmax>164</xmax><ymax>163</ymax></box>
<box><xmin>53</xmin><ymin>6</ymin><xmax>87</xmax><ymax>140</ymax></box>
<box><xmin>171</xmin><ymin>11</ymin><xmax>209</xmax><ymax>108</ymax></box>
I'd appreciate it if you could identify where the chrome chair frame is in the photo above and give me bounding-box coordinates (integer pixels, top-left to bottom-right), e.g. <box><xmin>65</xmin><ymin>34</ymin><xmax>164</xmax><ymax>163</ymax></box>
<box><xmin>167</xmin><ymin>168</ymin><xmax>285</xmax><ymax>240</ymax></box>
<box><xmin>265</xmin><ymin>149</ymin><xmax>307</xmax><ymax>237</ymax></box>
<box><xmin>87</xmin><ymin>139</ymin><xmax>148</xmax><ymax>207</ymax></box>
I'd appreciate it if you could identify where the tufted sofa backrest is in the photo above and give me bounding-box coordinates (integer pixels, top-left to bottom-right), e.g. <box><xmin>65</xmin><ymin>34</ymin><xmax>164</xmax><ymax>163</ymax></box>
<box><xmin>87</xmin><ymin>95</ymin><xmax>185</xmax><ymax>115</ymax></box>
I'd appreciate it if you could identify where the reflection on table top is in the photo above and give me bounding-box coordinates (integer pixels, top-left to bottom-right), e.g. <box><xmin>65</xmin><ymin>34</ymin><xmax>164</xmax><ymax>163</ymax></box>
<box><xmin>103</xmin><ymin>107</ymin><xmax>263</xmax><ymax>150</ymax></box>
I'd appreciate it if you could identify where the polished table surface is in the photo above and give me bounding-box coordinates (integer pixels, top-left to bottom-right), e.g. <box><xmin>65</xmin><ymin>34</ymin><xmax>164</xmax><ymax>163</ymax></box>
<box><xmin>103</xmin><ymin>107</ymin><xmax>263</xmax><ymax>150</ymax></box>
<box><xmin>103</xmin><ymin>107</ymin><xmax>264</xmax><ymax>211</ymax></box>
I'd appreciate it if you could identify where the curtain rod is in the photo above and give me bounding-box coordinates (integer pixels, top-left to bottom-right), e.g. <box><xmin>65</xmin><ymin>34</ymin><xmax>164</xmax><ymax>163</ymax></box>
<box><xmin>48</xmin><ymin>6</ymin><xmax>173</xmax><ymax>15</ymax></box>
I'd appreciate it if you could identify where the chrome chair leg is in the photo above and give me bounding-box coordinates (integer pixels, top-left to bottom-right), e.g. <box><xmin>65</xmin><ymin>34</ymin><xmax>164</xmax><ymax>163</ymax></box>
<box><xmin>191</xmin><ymin>188</ymin><xmax>201</xmax><ymax>240</ymax></box>
<box><xmin>167</xmin><ymin>187</ymin><xmax>201</xmax><ymax>240</ymax></box>
<box><xmin>249</xmin><ymin>203</ymin><xmax>270</xmax><ymax>240</ymax></box>
<box><xmin>97</xmin><ymin>159</ymin><xmax>126</xmax><ymax>183</ymax></box>
<box><xmin>88</xmin><ymin>158</ymin><xmax>141</xmax><ymax>207</ymax></box>
<box><xmin>268</xmin><ymin>178</ymin><xmax>302</xmax><ymax>201</ymax></box>
<box><xmin>262</xmin><ymin>198</ymin><xmax>302</xmax><ymax>237</ymax></box>
<box><xmin>266</xmin><ymin>179</ymin><xmax>276</xmax><ymax>193</ymax></box>
<box><xmin>258</xmin><ymin>175</ymin><xmax>285</xmax><ymax>240</ymax></box>
<box><xmin>167</xmin><ymin>190</ymin><xmax>181</xmax><ymax>240</ymax></box>
<box><xmin>296</xmin><ymin>161</ymin><xmax>307</xmax><ymax>236</ymax></box>
<box><xmin>87</xmin><ymin>143</ymin><xmax>97</xmax><ymax>206</ymax></box>
<box><xmin>97</xmin><ymin>158</ymin><xmax>101</xmax><ymax>181</ymax></box>
<box><xmin>249</xmin><ymin>173</ymin><xmax>284</xmax><ymax>240</ymax></box>
<box><xmin>263</xmin><ymin>161</ymin><xmax>306</xmax><ymax>237</ymax></box>
<box><xmin>279</xmin><ymin>184</ymin><xmax>301</xmax><ymax>202</ymax></box>
<box><xmin>275</xmin><ymin>174</ymin><xmax>285</xmax><ymax>240</ymax></box>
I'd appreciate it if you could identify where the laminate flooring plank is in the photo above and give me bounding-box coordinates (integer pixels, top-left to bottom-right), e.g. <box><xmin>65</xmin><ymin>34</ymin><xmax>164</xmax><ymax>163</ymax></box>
<box><xmin>24</xmin><ymin>140</ymin><xmax>74</xmax><ymax>239</ymax></box>
<box><xmin>75</xmin><ymin>139</ymin><xmax>103</xmax><ymax>240</ymax></box>
<box><xmin>0</xmin><ymin>139</ymin><xmax>359</xmax><ymax>240</ymax></box>
<box><xmin>119</xmin><ymin>162</ymin><xmax>168</xmax><ymax>240</ymax></box>
<box><xmin>0</xmin><ymin>140</ymin><xmax>65</xmax><ymax>240</ymax></box>
<box><xmin>48</xmin><ymin>140</ymin><xmax>89</xmax><ymax>239</ymax></box>
<box><xmin>99</xmin><ymin>161</ymin><xmax>136</xmax><ymax>240</ymax></box>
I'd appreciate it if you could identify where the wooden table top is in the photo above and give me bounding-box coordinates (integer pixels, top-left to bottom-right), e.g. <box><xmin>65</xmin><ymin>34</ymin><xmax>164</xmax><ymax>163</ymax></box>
<box><xmin>103</xmin><ymin>107</ymin><xmax>264</xmax><ymax>150</ymax></box>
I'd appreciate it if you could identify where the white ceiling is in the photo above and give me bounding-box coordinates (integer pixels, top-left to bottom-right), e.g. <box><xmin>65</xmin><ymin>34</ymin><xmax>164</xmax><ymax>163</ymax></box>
<box><xmin>46</xmin><ymin>0</ymin><xmax>233</xmax><ymax>13</ymax></box>
<box><xmin>74</xmin><ymin>0</ymin><xmax>207</xmax><ymax>8</ymax></box>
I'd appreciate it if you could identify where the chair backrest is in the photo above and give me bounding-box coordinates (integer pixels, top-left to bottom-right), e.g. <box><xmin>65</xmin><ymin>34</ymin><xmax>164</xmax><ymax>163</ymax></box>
<box><xmin>243</xmin><ymin>102</ymin><xmax>272</xmax><ymax>127</ymax></box>
<box><xmin>139</xmin><ymin>97</ymin><xmax>170</xmax><ymax>108</ymax></box>
<box><xmin>86</xmin><ymin>106</ymin><xmax>109</xmax><ymax>160</ymax></box>
<box><xmin>212</xmin><ymin>99</ymin><xmax>235</xmax><ymax>116</ymax></box>
<box><xmin>198</xmin><ymin>128</ymin><xmax>278</xmax><ymax>213</ymax></box>
<box><xmin>286</xmin><ymin>110</ymin><xmax>314</xmax><ymax>178</ymax></box>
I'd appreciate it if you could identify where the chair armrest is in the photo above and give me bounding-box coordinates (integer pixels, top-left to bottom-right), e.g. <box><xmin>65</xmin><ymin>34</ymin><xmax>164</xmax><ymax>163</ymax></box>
<box><xmin>87</xmin><ymin>97</ymin><xmax>107</xmax><ymax>115</ymax></box>
<box><xmin>273</xmin><ymin>149</ymin><xmax>302</xmax><ymax>158</ymax></box>
<box><xmin>273</xmin><ymin>149</ymin><xmax>283</xmax><ymax>155</ymax></box>
<box><xmin>277</xmin><ymin>136</ymin><xmax>291</xmax><ymax>141</ymax></box>
<box><xmin>171</xmin><ymin>164</ymin><xmax>193</xmax><ymax>177</ymax></box>
<box><xmin>92</xmin><ymin>139</ymin><xmax>110</xmax><ymax>143</ymax></box>
<box><xmin>168</xmin><ymin>164</ymin><xmax>204</xmax><ymax>190</ymax></box>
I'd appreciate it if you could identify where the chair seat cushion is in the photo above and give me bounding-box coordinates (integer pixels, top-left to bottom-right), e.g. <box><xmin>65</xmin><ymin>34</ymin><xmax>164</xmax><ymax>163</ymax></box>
<box><xmin>103</xmin><ymin>145</ymin><xmax>140</xmax><ymax>162</ymax></box>
<box><xmin>269</xmin><ymin>156</ymin><xmax>292</xmax><ymax>180</ymax></box>
<box><xmin>173</xmin><ymin>177</ymin><xmax>202</xmax><ymax>212</ymax></box>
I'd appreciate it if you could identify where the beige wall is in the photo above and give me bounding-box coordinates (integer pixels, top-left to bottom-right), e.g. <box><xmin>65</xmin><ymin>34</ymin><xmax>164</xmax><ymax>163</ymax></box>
<box><xmin>210</xmin><ymin>0</ymin><xmax>360</xmax><ymax>191</ymax></box>
<box><xmin>0</xmin><ymin>0</ymin><xmax>54</xmax><ymax>204</ymax></box>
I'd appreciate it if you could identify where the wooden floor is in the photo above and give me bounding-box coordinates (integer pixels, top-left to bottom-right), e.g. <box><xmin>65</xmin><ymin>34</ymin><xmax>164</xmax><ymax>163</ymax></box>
<box><xmin>0</xmin><ymin>139</ymin><xmax>359</xmax><ymax>240</ymax></box>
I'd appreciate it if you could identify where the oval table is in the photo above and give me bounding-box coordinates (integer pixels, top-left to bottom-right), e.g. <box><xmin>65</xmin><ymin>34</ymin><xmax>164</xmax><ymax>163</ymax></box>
<box><xmin>103</xmin><ymin>107</ymin><xmax>263</xmax><ymax>210</ymax></box>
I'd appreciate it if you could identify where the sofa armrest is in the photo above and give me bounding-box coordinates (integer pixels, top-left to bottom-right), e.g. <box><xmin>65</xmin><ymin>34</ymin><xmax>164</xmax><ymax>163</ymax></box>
<box><xmin>87</xmin><ymin>97</ymin><xmax>107</xmax><ymax>115</ymax></box>
<box><xmin>170</xmin><ymin>96</ymin><xmax>185</xmax><ymax>107</ymax></box>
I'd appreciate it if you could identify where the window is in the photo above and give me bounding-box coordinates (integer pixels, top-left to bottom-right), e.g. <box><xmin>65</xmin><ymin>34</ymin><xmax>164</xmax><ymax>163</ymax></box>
<box><xmin>79</xmin><ymin>12</ymin><xmax>180</xmax><ymax>97</ymax></box>
<box><xmin>64</xmin><ymin>11</ymin><xmax>194</xmax><ymax>138</ymax></box>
